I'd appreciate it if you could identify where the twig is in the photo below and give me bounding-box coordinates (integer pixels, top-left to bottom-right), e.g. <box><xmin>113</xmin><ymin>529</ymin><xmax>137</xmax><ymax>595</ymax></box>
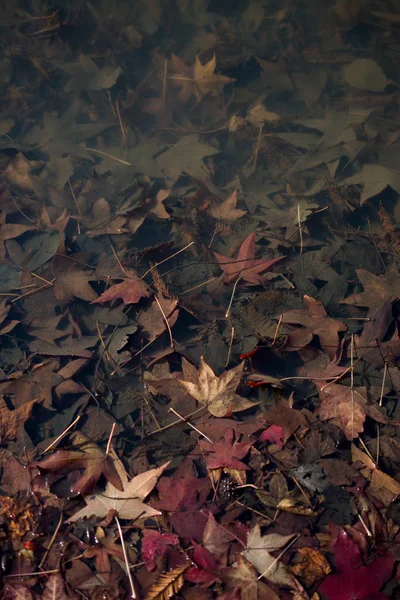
<box><xmin>68</xmin><ymin>178</ymin><xmax>81</xmax><ymax>234</ymax></box>
<box><xmin>257</xmin><ymin>534</ymin><xmax>300</xmax><ymax>580</ymax></box>
<box><xmin>181</xmin><ymin>276</ymin><xmax>218</xmax><ymax>295</ymax></box>
<box><xmin>272</xmin><ymin>315</ymin><xmax>283</xmax><ymax>346</ymax></box>
<box><xmin>367</xmin><ymin>217</ymin><xmax>387</xmax><ymax>272</ymax></box>
<box><xmin>115</xmin><ymin>515</ymin><xmax>136</xmax><ymax>599</ymax></box>
<box><xmin>154</xmin><ymin>295</ymin><xmax>174</xmax><ymax>348</ymax></box>
<box><xmin>106</xmin><ymin>423</ymin><xmax>117</xmax><ymax>456</ymax></box>
<box><xmin>225</xmin><ymin>326</ymin><xmax>234</xmax><ymax>367</ymax></box>
<box><xmin>169</xmin><ymin>407</ymin><xmax>213</xmax><ymax>443</ymax></box>
<box><xmin>253</xmin><ymin>123</ymin><xmax>263</xmax><ymax>172</ymax></box>
<box><xmin>141</xmin><ymin>241</ymin><xmax>194</xmax><ymax>279</ymax></box>
<box><xmin>38</xmin><ymin>510</ymin><xmax>63</xmax><ymax>569</ymax></box>
<box><xmin>225</xmin><ymin>275</ymin><xmax>241</xmax><ymax>318</ymax></box>
<box><xmin>41</xmin><ymin>416</ymin><xmax>81</xmax><ymax>455</ymax></box>
<box><xmin>146</xmin><ymin>405</ymin><xmax>207</xmax><ymax>437</ymax></box>
<box><xmin>116</xmin><ymin>99</ymin><xmax>127</xmax><ymax>148</ymax></box>
<box><xmin>85</xmin><ymin>147</ymin><xmax>131</xmax><ymax>165</ymax></box>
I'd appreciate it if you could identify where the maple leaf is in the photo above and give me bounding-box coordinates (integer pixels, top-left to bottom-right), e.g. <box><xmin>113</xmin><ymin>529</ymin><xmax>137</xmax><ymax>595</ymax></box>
<box><xmin>282</xmin><ymin>295</ymin><xmax>347</xmax><ymax>360</ymax></box>
<box><xmin>221</xmin><ymin>554</ymin><xmax>281</xmax><ymax>600</ymax></box>
<box><xmin>209</xmin><ymin>190</ymin><xmax>247</xmax><ymax>221</ymax></box>
<box><xmin>169</xmin><ymin>54</ymin><xmax>234</xmax><ymax>103</ymax></box>
<box><xmin>318</xmin><ymin>384</ymin><xmax>390</xmax><ymax>440</ymax></box>
<box><xmin>243</xmin><ymin>524</ymin><xmax>297</xmax><ymax>587</ymax></box>
<box><xmin>68</xmin><ymin>453</ymin><xmax>169</xmax><ymax>522</ymax></box>
<box><xmin>200</xmin><ymin>429</ymin><xmax>252</xmax><ymax>470</ymax></box>
<box><xmin>0</xmin><ymin>397</ymin><xmax>37</xmax><ymax>442</ymax></box>
<box><xmin>83</xmin><ymin>526</ymin><xmax>128</xmax><ymax>583</ymax></box>
<box><xmin>92</xmin><ymin>275</ymin><xmax>151</xmax><ymax>305</ymax></box>
<box><xmin>213</xmin><ymin>232</ymin><xmax>283</xmax><ymax>284</ymax></box>
<box><xmin>258</xmin><ymin>424</ymin><xmax>285</xmax><ymax>448</ymax></box>
<box><xmin>141</xmin><ymin>529</ymin><xmax>180</xmax><ymax>571</ymax></box>
<box><xmin>42</xmin><ymin>573</ymin><xmax>75</xmax><ymax>600</ymax></box>
<box><xmin>32</xmin><ymin>432</ymin><xmax>123</xmax><ymax>497</ymax></box>
<box><xmin>341</xmin><ymin>265</ymin><xmax>400</xmax><ymax>314</ymax></box>
<box><xmin>319</xmin><ymin>525</ymin><xmax>393</xmax><ymax>600</ymax></box>
<box><xmin>178</xmin><ymin>357</ymin><xmax>256</xmax><ymax>417</ymax></box>
<box><xmin>155</xmin><ymin>458</ymin><xmax>211</xmax><ymax>541</ymax></box>
<box><xmin>185</xmin><ymin>541</ymin><xmax>221</xmax><ymax>585</ymax></box>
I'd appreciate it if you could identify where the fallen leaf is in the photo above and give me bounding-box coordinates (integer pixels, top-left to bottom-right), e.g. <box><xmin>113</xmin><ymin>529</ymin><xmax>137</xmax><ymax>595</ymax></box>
<box><xmin>351</xmin><ymin>443</ymin><xmax>400</xmax><ymax>504</ymax></box>
<box><xmin>92</xmin><ymin>275</ymin><xmax>151</xmax><ymax>305</ymax></box>
<box><xmin>33</xmin><ymin>432</ymin><xmax>123</xmax><ymax>497</ymax></box>
<box><xmin>319</xmin><ymin>524</ymin><xmax>393</xmax><ymax>599</ymax></box>
<box><xmin>221</xmin><ymin>554</ymin><xmax>280</xmax><ymax>600</ymax></box>
<box><xmin>344</xmin><ymin>165</ymin><xmax>400</xmax><ymax>205</ymax></box>
<box><xmin>42</xmin><ymin>573</ymin><xmax>76</xmax><ymax>600</ymax></box>
<box><xmin>200</xmin><ymin>429</ymin><xmax>253</xmax><ymax>471</ymax></box>
<box><xmin>341</xmin><ymin>265</ymin><xmax>400</xmax><ymax>313</ymax></box>
<box><xmin>209</xmin><ymin>190</ymin><xmax>247</xmax><ymax>221</ymax></box>
<box><xmin>0</xmin><ymin>397</ymin><xmax>37</xmax><ymax>442</ymax></box>
<box><xmin>63</xmin><ymin>54</ymin><xmax>121</xmax><ymax>93</ymax></box>
<box><xmin>179</xmin><ymin>357</ymin><xmax>256</xmax><ymax>417</ymax></box>
<box><xmin>343</xmin><ymin>58</ymin><xmax>387</xmax><ymax>92</ymax></box>
<box><xmin>169</xmin><ymin>54</ymin><xmax>234</xmax><ymax>103</ymax></box>
<box><xmin>141</xmin><ymin>529</ymin><xmax>180</xmax><ymax>571</ymax></box>
<box><xmin>243</xmin><ymin>524</ymin><xmax>297</xmax><ymax>587</ymax></box>
<box><xmin>157</xmin><ymin>134</ymin><xmax>219</xmax><ymax>181</ymax></box>
<box><xmin>68</xmin><ymin>453</ymin><xmax>169</xmax><ymax>521</ymax></box>
<box><xmin>213</xmin><ymin>232</ymin><xmax>283</xmax><ymax>284</ymax></box>
<box><xmin>282</xmin><ymin>295</ymin><xmax>347</xmax><ymax>360</ymax></box>
<box><xmin>84</xmin><ymin>197</ymin><xmax>127</xmax><ymax>236</ymax></box>
<box><xmin>289</xmin><ymin>547</ymin><xmax>331</xmax><ymax>587</ymax></box>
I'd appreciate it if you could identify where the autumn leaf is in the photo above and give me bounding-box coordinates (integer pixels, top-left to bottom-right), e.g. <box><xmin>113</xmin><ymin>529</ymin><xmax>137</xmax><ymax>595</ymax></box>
<box><xmin>289</xmin><ymin>547</ymin><xmax>331</xmax><ymax>587</ymax></box>
<box><xmin>68</xmin><ymin>453</ymin><xmax>169</xmax><ymax>522</ymax></box>
<box><xmin>341</xmin><ymin>265</ymin><xmax>400</xmax><ymax>314</ymax></box>
<box><xmin>42</xmin><ymin>573</ymin><xmax>75</xmax><ymax>600</ymax></box>
<box><xmin>178</xmin><ymin>357</ymin><xmax>257</xmax><ymax>417</ymax></box>
<box><xmin>282</xmin><ymin>295</ymin><xmax>347</xmax><ymax>360</ymax></box>
<box><xmin>319</xmin><ymin>524</ymin><xmax>393</xmax><ymax>600</ymax></box>
<box><xmin>169</xmin><ymin>54</ymin><xmax>234</xmax><ymax>103</ymax></box>
<box><xmin>200</xmin><ymin>429</ymin><xmax>253</xmax><ymax>471</ymax></box>
<box><xmin>141</xmin><ymin>529</ymin><xmax>180</xmax><ymax>571</ymax></box>
<box><xmin>209</xmin><ymin>190</ymin><xmax>247</xmax><ymax>221</ymax></box>
<box><xmin>318</xmin><ymin>384</ymin><xmax>391</xmax><ymax>440</ymax></box>
<box><xmin>92</xmin><ymin>275</ymin><xmax>151</xmax><ymax>305</ymax></box>
<box><xmin>221</xmin><ymin>554</ymin><xmax>280</xmax><ymax>600</ymax></box>
<box><xmin>242</xmin><ymin>524</ymin><xmax>297</xmax><ymax>587</ymax></box>
<box><xmin>33</xmin><ymin>432</ymin><xmax>123</xmax><ymax>497</ymax></box>
<box><xmin>213</xmin><ymin>232</ymin><xmax>283</xmax><ymax>284</ymax></box>
<box><xmin>83</xmin><ymin>526</ymin><xmax>128</xmax><ymax>583</ymax></box>
<box><xmin>0</xmin><ymin>397</ymin><xmax>38</xmax><ymax>442</ymax></box>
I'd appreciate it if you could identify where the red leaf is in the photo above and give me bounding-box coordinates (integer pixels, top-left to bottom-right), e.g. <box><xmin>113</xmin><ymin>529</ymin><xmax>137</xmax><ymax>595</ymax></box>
<box><xmin>214</xmin><ymin>232</ymin><xmax>283</xmax><ymax>284</ymax></box>
<box><xmin>185</xmin><ymin>542</ymin><xmax>220</xmax><ymax>585</ymax></box>
<box><xmin>42</xmin><ymin>573</ymin><xmax>76</xmax><ymax>600</ymax></box>
<box><xmin>258</xmin><ymin>424</ymin><xmax>284</xmax><ymax>448</ymax></box>
<box><xmin>319</xmin><ymin>525</ymin><xmax>393</xmax><ymax>600</ymax></box>
<box><xmin>199</xmin><ymin>429</ymin><xmax>253</xmax><ymax>470</ymax></box>
<box><xmin>2</xmin><ymin>584</ymin><xmax>34</xmax><ymax>600</ymax></box>
<box><xmin>92</xmin><ymin>276</ymin><xmax>151</xmax><ymax>305</ymax></box>
<box><xmin>141</xmin><ymin>529</ymin><xmax>180</xmax><ymax>570</ymax></box>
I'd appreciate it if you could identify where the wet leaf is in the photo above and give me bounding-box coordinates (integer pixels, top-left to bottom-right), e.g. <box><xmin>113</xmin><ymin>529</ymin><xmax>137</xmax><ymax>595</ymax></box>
<box><xmin>214</xmin><ymin>232</ymin><xmax>283</xmax><ymax>284</ymax></box>
<box><xmin>0</xmin><ymin>397</ymin><xmax>37</xmax><ymax>442</ymax></box>
<box><xmin>141</xmin><ymin>529</ymin><xmax>180</xmax><ymax>570</ymax></box>
<box><xmin>68</xmin><ymin>454</ymin><xmax>169</xmax><ymax>521</ymax></box>
<box><xmin>179</xmin><ymin>357</ymin><xmax>256</xmax><ymax>417</ymax></box>
<box><xmin>92</xmin><ymin>275</ymin><xmax>151</xmax><ymax>305</ymax></box>
<box><xmin>343</xmin><ymin>58</ymin><xmax>387</xmax><ymax>92</ymax></box>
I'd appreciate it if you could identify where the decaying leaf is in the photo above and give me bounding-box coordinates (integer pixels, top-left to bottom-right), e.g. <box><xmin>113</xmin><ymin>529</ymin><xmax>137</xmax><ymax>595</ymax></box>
<box><xmin>144</xmin><ymin>563</ymin><xmax>191</xmax><ymax>600</ymax></box>
<box><xmin>169</xmin><ymin>54</ymin><xmax>234</xmax><ymax>103</ymax></box>
<box><xmin>243</xmin><ymin>524</ymin><xmax>297</xmax><ymax>587</ymax></box>
<box><xmin>92</xmin><ymin>275</ymin><xmax>151</xmax><ymax>305</ymax></box>
<box><xmin>178</xmin><ymin>357</ymin><xmax>256</xmax><ymax>417</ymax></box>
<box><xmin>33</xmin><ymin>432</ymin><xmax>124</xmax><ymax>496</ymax></box>
<box><xmin>0</xmin><ymin>397</ymin><xmax>37</xmax><ymax>442</ymax></box>
<box><xmin>68</xmin><ymin>453</ymin><xmax>169</xmax><ymax>521</ymax></box>
<box><xmin>214</xmin><ymin>232</ymin><xmax>283</xmax><ymax>284</ymax></box>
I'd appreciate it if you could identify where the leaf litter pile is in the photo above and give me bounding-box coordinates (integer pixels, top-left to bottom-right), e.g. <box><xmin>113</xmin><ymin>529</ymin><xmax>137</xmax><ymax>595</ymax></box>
<box><xmin>3</xmin><ymin>0</ymin><xmax>400</xmax><ymax>598</ymax></box>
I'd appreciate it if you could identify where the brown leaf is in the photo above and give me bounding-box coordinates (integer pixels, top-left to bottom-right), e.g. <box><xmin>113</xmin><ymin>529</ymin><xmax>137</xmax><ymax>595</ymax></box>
<box><xmin>0</xmin><ymin>397</ymin><xmax>37</xmax><ymax>442</ymax></box>
<box><xmin>68</xmin><ymin>453</ymin><xmax>169</xmax><ymax>521</ymax></box>
<box><xmin>144</xmin><ymin>563</ymin><xmax>191</xmax><ymax>600</ymax></box>
<box><xmin>318</xmin><ymin>384</ymin><xmax>386</xmax><ymax>440</ymax></box>
<box><xmin>84</xmin><ymin>197</ymin><xmax>127</xmax><ymax>236</ymax></box>
<box><xmin>92</xmin><ymin>275</ymin><xmax>151</xmax><ymax>305</ymax></box>
<box><xmin>2</xmin><ymin>583</ymin><xmax>34</xmax><ymax>600</ymax></box>
<box><xmin>33</xmin><ymin>432</ymin><xmax>123</xmax><ymax>496</ymax></box>
<box><xmin>209</xmin><ymin>190</ymin><xmax>247</xmax><ymax>221</ymax></box>
<box><xmin>169</xmin><ymin>54</ymin><xmax>234</xmax><ymax>103</ymax></box>
<box><xmin>289</xmin><ymin>547</ymin><xmax>331</xmax><ymax>587</ymax></box>
<box><xmin>242</xmin><ymin>525</ymin><xmax>297</xmax><ymax>587</ymax></box>
<box><xmin>179</xmin><ymin>357</ymin><xmax>256</xmax><ymax>417</ymax></box>
<box><xmin>351</xmin><ymin>443</ymin><xmax>400</xmax><ymax>504</ymax></box>
<box><xmin>221</xmin><ymin>554</ymin><xmax>280</xmax><ymax>600</ymax></box>
<box><xmin>341</xmin><ymin>265</ymin><xmax>400</xmax><ymax>314</ymax></box>
<box><xmin>214</xmin><ymin>232</ymin><xmax>283</xmax><ymax>284</ymax></box>
<box><xmin>282</xmin><ymin>295</ymin><xmax>347</xmax><ymax>360</ymax></box>
<box><xmin>42</xmin><ymin>573</ymin><xmax>76</xmax><ymax>600</ymax></box>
